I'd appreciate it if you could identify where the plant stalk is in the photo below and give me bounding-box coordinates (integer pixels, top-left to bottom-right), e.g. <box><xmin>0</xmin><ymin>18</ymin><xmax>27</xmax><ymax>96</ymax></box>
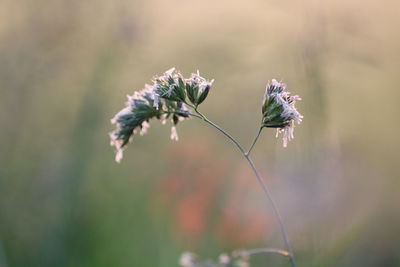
<box><xmin>243</xmin><ymin>247</ymin><xmax>291</xmax><ymax>258</ymax></box>
<box><xmin>246</xmin><ymin>126</ymin><xmax>263</xmax><ymax>156</ymax></box>
<box><xmin>193</xmin><ymin>109</ymin><xmax>297</xmax><ymax>267</ymax></box>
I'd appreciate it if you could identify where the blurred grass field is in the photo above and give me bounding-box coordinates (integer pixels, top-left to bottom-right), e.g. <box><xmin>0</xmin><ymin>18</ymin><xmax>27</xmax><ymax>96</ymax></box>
<box><xmin>1</xmin><ymin>0</ymin><xmax>400</xmax><ymax>266</ymax></box>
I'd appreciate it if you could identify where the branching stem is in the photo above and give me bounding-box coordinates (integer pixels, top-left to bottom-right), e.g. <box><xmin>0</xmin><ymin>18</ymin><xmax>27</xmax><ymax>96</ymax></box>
<box><xmin>192</xmin><ymin>108</ymin><xmax>297</xmax><ymax>267</ymax></box>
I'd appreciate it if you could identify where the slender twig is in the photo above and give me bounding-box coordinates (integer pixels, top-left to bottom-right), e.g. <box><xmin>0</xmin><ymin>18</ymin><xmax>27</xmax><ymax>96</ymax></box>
<box><xmin>246</xmin><ymin>127</ymin><xmax>263</xmax><ymax>156</ymax></box>
<box><xmin>194</xmin><ymin>109</ymin><xmax>246</xmax><ymax>154</ymax></box>
<box><xmin>192</xmin><ymin>109</ymin><xmax>297</xmax><ymax>267</ymax></box>
<box><xmin>242</xmin><ymin>155</ymin><xmax>297</xmax><ymax>267</ymax></box>
<box><xmin>243</xmin><ymin>247</ymin><xmax>291</xmax><ymax>258</ymax></box>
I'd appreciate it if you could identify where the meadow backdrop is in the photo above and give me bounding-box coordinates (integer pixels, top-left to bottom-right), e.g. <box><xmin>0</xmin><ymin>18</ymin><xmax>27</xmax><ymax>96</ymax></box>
<box><xmin>1</xmin><ymin>0</ymin><xmax>400</xmax><ymax>266</ymax></box>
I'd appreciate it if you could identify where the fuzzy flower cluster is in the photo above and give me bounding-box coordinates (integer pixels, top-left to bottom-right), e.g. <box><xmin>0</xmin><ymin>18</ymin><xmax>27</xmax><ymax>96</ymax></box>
<box><xmin>262</xmin><ymin>79</ymin><xmax>303</xmax><ymax>147</ymax></box>
<box><xmin>109</xmin><ymin>68</ymin><xmax>213</xmax><ymax>162</ymax></box>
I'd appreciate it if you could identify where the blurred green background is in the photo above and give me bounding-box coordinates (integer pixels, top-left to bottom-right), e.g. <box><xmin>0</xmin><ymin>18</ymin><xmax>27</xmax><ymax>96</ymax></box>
<box><xmin>1</xmin><ymin>0</ymin><xmax>400</xmax><ymax>266</ymax></box>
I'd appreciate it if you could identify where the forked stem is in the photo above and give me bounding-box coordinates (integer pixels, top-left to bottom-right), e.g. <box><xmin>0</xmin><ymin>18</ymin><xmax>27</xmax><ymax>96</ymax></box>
<box><xmin>193</xmin><ymin>109</ymin><xmax>297</xmax><ymax>267</ymax></box>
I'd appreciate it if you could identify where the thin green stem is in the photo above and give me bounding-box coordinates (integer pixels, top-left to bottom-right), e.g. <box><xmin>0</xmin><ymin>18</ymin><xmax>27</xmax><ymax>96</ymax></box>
<box><xmin>243</xmin><ymin>247</ymin><xmax>291</xmax><ymax>258</ymax></box>
<box><xmin>192</xmin><ymin>109</ymin><xmax>297</xmax><ymax>267</ymax></box>
<box><xmin>194</xmin><ymin>109</ymin><xmax>246</xmax><ymax>155</ymax></box>
<box><xmin>246</xmin><ymin>127</ymin><xmax>263</xmax><ymax>156</ymax></box>
<box><xmin>243</xmin><ymin>155</ymin><xmax>297</xmax><ymax>267</ymax></box>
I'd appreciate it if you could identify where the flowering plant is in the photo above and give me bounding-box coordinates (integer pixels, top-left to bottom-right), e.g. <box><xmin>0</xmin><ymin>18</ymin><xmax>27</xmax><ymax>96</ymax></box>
<box><xmin>109</xmin><ymin>68</ymin><xmax>302</xmax><ymax>267</ymax></box>
<box><xmin>262</xmin><ymin>79</ymin><xmax>303</xmax><ymax>147</ymax></box>
<box><xmin>109</xmin><ymin>68</ymin><xmax>213</xmax><ymax>162</ymax></box>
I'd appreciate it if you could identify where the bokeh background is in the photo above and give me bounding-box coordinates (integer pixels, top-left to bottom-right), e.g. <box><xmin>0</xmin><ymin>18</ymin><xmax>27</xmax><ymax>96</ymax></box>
<box><xmin>1</xmin><ymin>0</ymin><xmax>400</xmax><ymax>266</ymax></box>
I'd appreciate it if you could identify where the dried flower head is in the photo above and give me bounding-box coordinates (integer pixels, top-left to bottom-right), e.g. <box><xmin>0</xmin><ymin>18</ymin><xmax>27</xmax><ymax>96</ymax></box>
<box><xmin>261</xmin><ymin>79</ymin><xmax>303</xmax><ymax>147</ymax></box>
<box><xmin>110</xmin><ymin>68</ymin><xmax>213</xmax><ymax>162</ymax></box>
<box><xmin>185</xmin><ymin>70</ymin><xmax>214</xmax><ymax>106</ymax></box>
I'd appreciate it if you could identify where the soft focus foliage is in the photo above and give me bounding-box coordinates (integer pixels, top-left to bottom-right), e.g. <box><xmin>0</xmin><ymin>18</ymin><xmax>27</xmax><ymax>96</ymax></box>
<box><xmin>1</xmin><ymin>0</ymin><xmax>400</xmax><ymax>266</ymax></box>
